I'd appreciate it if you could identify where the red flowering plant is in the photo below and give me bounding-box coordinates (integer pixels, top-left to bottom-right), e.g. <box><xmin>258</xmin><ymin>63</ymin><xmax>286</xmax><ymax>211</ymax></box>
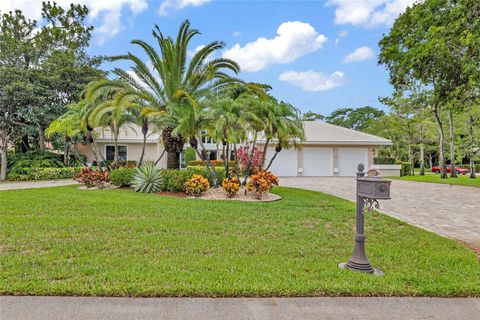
<box><xmin>74</xmin><ymin>168</ymin><xmax>109</xmax><ymax>189</ymax></box>
<box><xmin>236</xmin><ymin>146</ymin><xmax>264</xmax><ymax>176</ymax></box>
<box><xmin>246</xmin><ymin>170</ymin><xmax>279</xmax><ymax>199</ymax></box>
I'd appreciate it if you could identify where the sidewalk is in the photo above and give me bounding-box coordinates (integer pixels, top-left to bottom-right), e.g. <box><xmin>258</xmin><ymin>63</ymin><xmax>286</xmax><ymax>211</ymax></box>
<box><xmin>0</xmin><ymin>179</ymin><xmax>78</xmax><ymax>191</ymax></box>
<box><xmin>1</xmin><ymin>296</ymin><xmax>479</xmax><ymax>320</ymax></box>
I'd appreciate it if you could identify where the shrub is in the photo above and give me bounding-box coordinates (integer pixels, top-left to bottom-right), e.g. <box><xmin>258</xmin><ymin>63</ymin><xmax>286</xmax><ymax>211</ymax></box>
<box><xmin>400</xmin><ymin>162</ymin><xmax>412</xmax><ymax>176</ymax></box>
<box><xmin>188</xmin><ymin>160</ymin><xmax>235</xmax><ymax>167</ymax></box>
<box><xmin>7</xmin><ymin>167</ymin><xmax>80</xmax><ymax>181</ymax></box>
<box><xmin>74</xmin><ymin>168</ymin><xmax>109</xmax><ymax>188</ymax></box>
<box><xmin>222</xmin><ymin>177</ymin><xmax>240</xmax><ymax>198</ymax></box>
<box><xmin>8</xmin><ymin>150</ymin><xmax>64</xmax><ymax>169</ymax></box>
<box><xmin>110</xmin><ymin>167</ymin><xmax>135</xmax><ymax>187</ymax></box>
<box><xmin>374</xmin><ymin>157</ymin><xmax>396</xmax><ymax>165</ymax></box>
<box><xmin>132</xmin><ymin>164</ymin><xmax>162</xmax><ymax>193</ymax></box>
<box><xmin>185</xmin><ymin>174</ymin><xmax>210</xmax><ymax>197</ymax></box>
<box><xmin>246</xmin><ymin>170</ymin><xmax>278</xmax><ymax>199</ymax></box>
<box><xmin>187</xmin><ymin>166</ymin><xmax>225</xmax><ymax>186</ymax></box>
<box><xmin>236</xmin><ymin>146</ymin><xmax>263</xmax><ymax>174</ymax></box>
<box><xmin>161</xmin><ymin>169</ymin><xmax>190</xmax><ymax>192</ymax></box>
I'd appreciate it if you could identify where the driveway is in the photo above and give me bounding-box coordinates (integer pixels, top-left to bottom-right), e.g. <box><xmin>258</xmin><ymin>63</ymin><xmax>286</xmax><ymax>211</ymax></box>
<box><xmin>281</xmin><ymin>177</ymin><xmax>480</xmax><ymax>251</ymax></box>
<box><xmin>0</xmin><ymin>179</ymin><xmax>78</xmax><ymax>191</ymax></box>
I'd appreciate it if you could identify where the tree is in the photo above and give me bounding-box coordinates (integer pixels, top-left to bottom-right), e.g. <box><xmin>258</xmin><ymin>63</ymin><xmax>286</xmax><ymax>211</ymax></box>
<box><xmin>89</xmin><ymin>20</ymin><xmax>241</xmax><ymax>168</ymax></box>
<box><xmin>325</xmin><ymin>106</ymin><xmax>385</xmax><ymax>131</ymax></box>
<box><xmin>302</xmin><ymin>111</ymin><xmax>324</xmax><ymax>121</ymax></box>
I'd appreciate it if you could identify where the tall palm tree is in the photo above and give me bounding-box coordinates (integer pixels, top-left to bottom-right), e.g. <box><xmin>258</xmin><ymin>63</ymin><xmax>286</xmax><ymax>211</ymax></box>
<box><xmin>87</xmin><ymin>20</ymin><xmax>241</xmax><ymax>168</ymax></box>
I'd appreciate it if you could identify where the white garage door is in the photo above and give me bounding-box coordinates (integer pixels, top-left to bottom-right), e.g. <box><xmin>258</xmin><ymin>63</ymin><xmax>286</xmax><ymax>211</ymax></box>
<box><xmin>265</xmin><ymin>148</ymin><xmax>297</xmax><ymax>176</ymax></box>
<box><xmin>302</xmin><ymin>147</ymin><xmax>333</xmax><ymax>176</ymax></box>
<box><xmin>338</xmin><ymin>147</ymin><xmax>368</xmax><ymax>176</ymax></box>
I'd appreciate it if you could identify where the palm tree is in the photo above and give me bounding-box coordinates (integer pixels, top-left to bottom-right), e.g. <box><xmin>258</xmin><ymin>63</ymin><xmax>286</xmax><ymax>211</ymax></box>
<box><xmin>87</xmin><ymin>20</ymin><xmax>241</xmax><ymax>168</ymax></box>
<box><xmin>45</xmin><ymin>103</ymin><xmax>87</xmax><ymax>166</ymax></box>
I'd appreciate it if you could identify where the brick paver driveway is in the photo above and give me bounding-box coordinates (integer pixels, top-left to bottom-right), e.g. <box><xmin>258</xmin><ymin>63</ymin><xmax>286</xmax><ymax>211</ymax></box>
<box><xmin>281</xmin><ymin>177</ymin><xmax>480</xmax><ymax>251</ymax></box>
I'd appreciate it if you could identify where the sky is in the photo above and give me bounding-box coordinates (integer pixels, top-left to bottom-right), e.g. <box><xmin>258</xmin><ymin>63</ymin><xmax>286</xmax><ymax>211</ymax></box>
<box><xmin>1</xmin><ymin>0</ymin><xmax>417</xmax><ymax>115</ymax></box>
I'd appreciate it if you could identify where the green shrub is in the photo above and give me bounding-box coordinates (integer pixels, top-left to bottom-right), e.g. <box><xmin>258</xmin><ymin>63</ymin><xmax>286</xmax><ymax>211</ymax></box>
<box><xmin>9</xmin><ymin>150</ymin><xmax>65</xmax><ymax>169</ymax></box>
<box><xmin>184</xmin><ymin>147</ymin><xmax>196</xmax><ymax>166</ymax></box>
<box><xmin>188</xmin><ymin>160</ymin><xmax>235</xmax><ymax>168</ymax></box>
<box><xmin>110</xmin><ymin>167</ymin><xmax>135</xmax><ymax>187</ymax></box>
<box><xmin>187</xmin><ymin>166</ymin><xmax>225</xmax><ymax>186</ymax></box>
<box><xmin>160</xmin><ymin>169</ymin><xmax>191</xmax><ymax>192</ymax></box>
<box><xmin>7</xmin><ymin>167</ymin><xmax>80</xmax><ymax>181</ymax></box>
<box><xmin>374</xmin><ymin>157</ymin><xmax>396</xmax><ymax>165</ymax></box>
<box><xmin>132</xmin><ymin>164</ymin><xmax>163</xmax><ymax>193</ymax></box>
<box><xmin>400</xmin><ymin>162</ymin><xmax>412</xmax><ymax>176</ymax></box>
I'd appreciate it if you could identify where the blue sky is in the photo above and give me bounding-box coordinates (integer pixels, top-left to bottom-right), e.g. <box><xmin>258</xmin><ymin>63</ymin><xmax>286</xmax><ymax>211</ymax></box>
<box><xmin>2</xmin><ymin>0</ymin><xmax>416</xmax><ymax>115</ymax></box>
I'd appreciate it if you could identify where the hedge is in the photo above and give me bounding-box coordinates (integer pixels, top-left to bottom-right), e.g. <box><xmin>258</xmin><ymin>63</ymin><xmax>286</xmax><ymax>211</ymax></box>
<box><xmin>110</xmin><ymin>167</ymin><xmax>136</xmax><ymax>187</ymax></box>
<box><xmin>400</xmin><ymin>162</ymin><xmax>411</xmax><ymax>176</ymax></box>
<box><xmin>188</xmin><ymin>160</ymin><xmax>235</xmax><ymax>167</ymax></box>
<box><xmin>7</xmin><ymin>167</ymin><xmax>81</xmax><ymax>181</ymax></box>
<box><xmin>160</xmin><ymin>167</ymin><xmax>226</xmax><ymax>192</ymax></box>
<box><xmin>374</xmin><ymin>157</ymin><xmax>396</xmax><ymax>165</ymax></box>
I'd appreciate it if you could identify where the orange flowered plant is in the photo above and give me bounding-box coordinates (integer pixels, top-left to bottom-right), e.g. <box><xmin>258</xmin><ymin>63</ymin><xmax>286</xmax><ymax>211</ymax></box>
<box><xmin>74</xmin><ymin>167</ymin><xmax>109</xmax><ymax>188</ymax></box>
<box><xmin>222</xmin><ymin>177</ymin><xmax>241</xmax><ymax>198</ymax></box>
<box><xmin>185</xmin><ymin>174</ymin><xmax>210</xmax><ymax>197</ymax></box>
<box><xmin>246</xmin><ymin>170</ymin><xmax>279</xmax><ymax>199</ymax></box>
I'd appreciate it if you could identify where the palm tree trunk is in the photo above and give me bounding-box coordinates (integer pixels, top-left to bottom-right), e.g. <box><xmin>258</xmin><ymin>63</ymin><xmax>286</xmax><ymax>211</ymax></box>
<box><xmin>448</xmin><ymin>109</ymin><xmax>457</xmax><ymax>178</ymax></box>
<box><xmin>197</xmin><ymin>137</ymin><xmax>218</xmax><ymax>187</ymax></box>
<box><xmin>433</xmin><ymin>106</ymin><xmax>447</xmax><ymax>179</ymax></box>
<box><xmin>154</xmin><ymin>149</ymin><xmax>166</xmax><ymax>166</ymax></box>
<box><xmin>0</xmin><ymin>131</ymin><xmax>8</xmax><ymax>181</ymax></box>
<box><xmin>469</xmin><ymin>110</ymin><xmax>476</xmax><ymax>179</ymax></box>
<box><xmin>138</xmin><ymin>119</ymin><xmax>148</xmax><ymax>166</ymax></box>
<box><xmin>233</xmin><ymin>143</ymin><xmax>240</xmax><ymax>181</ymax></box>
<box><xmin>37</xmin><ymin>124</ymin><xmax>46</xmax><ymax>150</ymax></box>
<box><xmin>225</xmin><ymin>142</ymin><xmax>230</xmax><ymax>178</ymax></box>
<box><xmin>64</xmin><ymin>144</ymin><xmax>70</xmax><ymax>166</ymax></box>
<box><xmin>266</xmin><ymin>149</ymin><xmax>281</xmax><ymax>171</ymax></box>
<box><xmin>261</xmin><ymin>138</ymin><xmax>270</xmax><ymax>168</ymax></box>
<box><xmin>112</xmin><ymin>123</ymin><xmax>119</xmax><ymax>168</ymax></box>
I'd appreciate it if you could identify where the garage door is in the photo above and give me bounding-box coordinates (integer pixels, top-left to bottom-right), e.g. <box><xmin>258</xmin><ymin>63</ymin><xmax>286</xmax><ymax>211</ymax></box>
<box><xmin>265</xmin><ymin>148</ymin><xmax>297</xmax><ymax>176</ymax></box>
<box><xmin>302</xmin><ymin>147</ymin><xmax>333</xmax><ymax>176</ymax></box>
<box><xmin>338</xmin><ymin>147</ymin><xmax>368</xmax><ymax>176</ymax></box>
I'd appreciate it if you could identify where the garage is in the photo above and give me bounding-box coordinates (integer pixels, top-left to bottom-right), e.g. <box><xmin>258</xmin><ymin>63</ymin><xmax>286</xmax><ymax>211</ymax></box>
<box><xmin>302</xmin><ymin>147</ymin><xmax>333</xmax><ymax>176</ymax></box>
<box><xmin>338</xmin><ymin>147</ymin><xmax>368</xmax><ymax>176</ymax></box>
<box><xmin>265</xmin><ymin>148</ymin><xmax>297</xmax><ymax>176</ymax></box>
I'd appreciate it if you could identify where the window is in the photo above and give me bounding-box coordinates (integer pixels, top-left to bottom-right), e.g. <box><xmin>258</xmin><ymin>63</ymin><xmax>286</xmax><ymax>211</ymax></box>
<box><xmin>106</xmin><ymin>145</ymin><xmax>127</xmax><ymax>161</ymax></box>
<box><xmin>209</xmin><ymin>151</ymin><xmax>217</xmax><ymax>161</ymax></box>
<box><xmin>201</xmin><ymin>130</ymin><xmax>214</xmax><ymax>143</ymax></box>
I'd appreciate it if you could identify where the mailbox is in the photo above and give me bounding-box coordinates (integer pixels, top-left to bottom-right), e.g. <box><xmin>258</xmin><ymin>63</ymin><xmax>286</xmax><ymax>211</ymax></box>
<box><xmin>357</xmin><ymin>176</ymin><xmax>391</xmax><ymax>200</ymax></box>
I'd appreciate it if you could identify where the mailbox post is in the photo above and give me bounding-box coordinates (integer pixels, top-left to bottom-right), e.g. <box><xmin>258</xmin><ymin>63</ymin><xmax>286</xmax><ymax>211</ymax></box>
<box><xmin>339</xmin><ymin>164</ymin><xmax>391</xmax><ymax>276</ymax></box>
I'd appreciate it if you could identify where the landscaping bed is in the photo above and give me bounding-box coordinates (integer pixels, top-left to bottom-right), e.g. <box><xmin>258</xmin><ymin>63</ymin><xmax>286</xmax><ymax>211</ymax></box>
<box><xmin>0</xmin><ymin>186</ymin><xmax>478</xmax><ymax>297</ymax></box>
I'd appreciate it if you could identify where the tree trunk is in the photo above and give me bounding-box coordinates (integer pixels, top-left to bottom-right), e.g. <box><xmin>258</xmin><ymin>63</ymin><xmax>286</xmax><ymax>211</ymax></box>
<box><xmin>64</xmin><ymin>144</ymin><xmax>70</xmax><ymax>167</ymax></box>
<box><xmin>138</xmin><ymin>119</ymin><xmax>148</xmax><ymax>166</ymax></box>
<box><xmin>261</xmin><ymin>137</ymin><xmax>270</xmax><ymax>168</ymax></box>
<box><xmin>166</xmin><ymin>152</ymin><xmax>180</xmax><ymax>169</ymax></box>
<box><xmin>419</xmin><ymin>126</ymin><xmax>425</xmax><ymax>176</ymax></box>
<box><xmin>469</xmin><ymin>110</ymin><xmax>476</xmax><ymax>179</ymax></box>
<box><xmin>433</xmin><ymin>106</ymin><xmax>447</xmax><ymax>179</ymax></box>
<box><xmin>429</xmin><ymin>153</ymin><xmax>433</xmax><ymax>171</ymax></box>
<box><xmin>0</xmin><ymin>132</ymin><xmax>8</xmax><ymax>181</ymax></box>
<box><xmin>225</xmin><ymin>142</ymin><xmax>230</xmax><ymax>179</ymax></box>
<box><xmin>112</xmin><ymin>124</ymin><xmax>119</xmax><ymax>169</ymax></box>
<box><xmin>233</xmin><ymin>143</ymin><xmax>240</xmax><ymax>180</ymax></box>
<box><xmin>448</xmin><ymin>109</ymin><xmax>457</xmax><ymax>178</ymax></box>
<box><xmin>154</xmin><ymin>149</ymin><xmax>166</xmax><ymax>166</ymax></box>
<box><xmin>408</xmin><ymin>144</ymin><xmax>415</xmax><ymax>176</ymax></box>
<box><xmin>20</xmin><ymin>134</ymin><xmax>30</xmax><ymax>153</ymax></box>
<box><xmin>266</xmin><ymin>144</ymin><xmax>283</xmax><ymax>171</ymax></box>
<box><xmin>38</xmin><ymin>124</ymin><xmax>46</xmax><ymax>150</ymax></box>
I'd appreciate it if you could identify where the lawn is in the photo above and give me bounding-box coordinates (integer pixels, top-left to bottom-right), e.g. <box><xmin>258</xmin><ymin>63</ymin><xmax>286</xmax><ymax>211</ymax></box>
<box><xmin>0</xmin><ymin>186</ymin><xmax>478</xmax><ymax>297</ymax></box>
<box><xmin>389</xmin><ymin>173</ymin><xmax>480</xmax><ymax>188</ymax></box>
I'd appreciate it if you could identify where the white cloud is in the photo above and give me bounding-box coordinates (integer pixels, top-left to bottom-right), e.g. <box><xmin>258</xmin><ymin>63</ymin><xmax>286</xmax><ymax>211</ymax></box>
<box><xmin>279</xmin><ymin>70</ymin><xmax>346</xmax><ymax>92</ymax></box>
<box><xmin>326</xmin><ymin>0</ymin><xmax>417</xmax><ymax>27</ymax></box>
<box><xmin>0</xmin><ymin>0</ymin><xmax>148</xmax><ymax>44</ymax></box>
<box><xmin>223</xmin><ymin>21</ymin><xmax>327</xmax><ymax>72</ymax></box>
<box><xmin>343</xmin><ymin>46</ymin><xmax>374</xmax><ymax>63</ymax></box>
<box><xmin>233</xmin><ymin>31</ymin><xmax>241</xmax><ymax>37</ymax></box>
<box><xmin>159</xmin><ymin>0</ymin><xmax>210</xmax><ymax>15</ymax></box>
<box><xmin>335</xmin><ymin>29</ymin><xmax>348</xmax><ymax>45</ymax></box>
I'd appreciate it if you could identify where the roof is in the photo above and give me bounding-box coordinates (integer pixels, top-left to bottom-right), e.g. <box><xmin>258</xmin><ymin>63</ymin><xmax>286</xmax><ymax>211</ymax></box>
<box><xmin>257</xmin><ymin>121</ymin><xmax>392</xmax><ymax>146</ymax></box>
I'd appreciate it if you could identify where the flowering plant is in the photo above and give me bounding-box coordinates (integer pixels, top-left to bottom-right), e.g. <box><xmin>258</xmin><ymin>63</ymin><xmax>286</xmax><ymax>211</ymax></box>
<box><xmin>246</xmin><ymin>170</ymin><xmax>279</xmax><ymax>199</ymax></box>
<box><xmin>236</xmin><ymin>146</ymin><xmax>263</xmax><ymax>171</ymax></box>
<box><xmin>222</xmin><ymin>177</ymin><xmax>241</xmax><ymax>198</ymax></box>
<box><xmin>185</xmin><ymin>174</ymin><xmax>210</xmax><ymax>197</ymax></box>
<box><xmin>74</xmin><ymin>168</ymin><xmax>109</xmax><ymax>188</ymax></box>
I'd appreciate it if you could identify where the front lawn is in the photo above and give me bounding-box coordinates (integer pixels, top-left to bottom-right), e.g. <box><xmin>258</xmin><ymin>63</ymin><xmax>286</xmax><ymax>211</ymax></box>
<box><xmin>0</xmin><ymin>186</ymin><xmax>478</xmax><ymax>297</ymax></box>
<box><xmin>389</xmin><ymin>173</ymin><xmax>480</xmax><ymax>188</ymax></box>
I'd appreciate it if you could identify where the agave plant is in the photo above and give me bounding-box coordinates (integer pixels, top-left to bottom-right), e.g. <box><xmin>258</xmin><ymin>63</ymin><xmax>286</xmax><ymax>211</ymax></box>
<box><xmin>132</xmin><ymin>163</ymin><xmax>163</xmax><ymax>193</ymax></box>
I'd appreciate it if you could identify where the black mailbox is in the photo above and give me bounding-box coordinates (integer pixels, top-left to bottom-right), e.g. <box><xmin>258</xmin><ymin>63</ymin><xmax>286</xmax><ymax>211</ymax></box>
<box><xmin>357</xmin><ymin>176</ymin><xmax>391</xmax><ymax>200</ymax></box>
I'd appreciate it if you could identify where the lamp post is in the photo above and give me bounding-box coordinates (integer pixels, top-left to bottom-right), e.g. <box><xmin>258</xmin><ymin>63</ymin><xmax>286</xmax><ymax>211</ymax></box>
<box><xmin>339</xmin><ymin>164</ymin><xmax>391</xmax><ymax>276</ymax></box>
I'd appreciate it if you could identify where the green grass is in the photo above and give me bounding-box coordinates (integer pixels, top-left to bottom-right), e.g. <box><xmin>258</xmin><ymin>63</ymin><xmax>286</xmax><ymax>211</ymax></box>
<box><xmin>0</xmin><ymin>186</ymin><xmax>478</xmax><ymax>297</ymax></box>
<box><xmin>389</xmin><ymin>173</ymin><xmax>480</xmax><ymax>188</ymax></box>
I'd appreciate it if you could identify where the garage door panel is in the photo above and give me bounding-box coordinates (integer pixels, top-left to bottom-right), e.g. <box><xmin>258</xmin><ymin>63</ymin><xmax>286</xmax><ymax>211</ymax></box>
<box><xmin>338</xmin><ymin>148</ymin><xmax>368</xmax><ymax>176</ymax></box>
<box><xmin>302</xmin><ymin>147</ymin><xmax>333</xmax><ymax>176</ymax></box>
<box><xmin>265</xmin><ymin>148</ymin><xmax>297</xmax><ymax>176</ymax></box>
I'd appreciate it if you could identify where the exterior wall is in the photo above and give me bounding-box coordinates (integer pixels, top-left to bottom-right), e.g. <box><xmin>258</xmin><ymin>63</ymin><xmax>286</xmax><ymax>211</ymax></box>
<box><xmin>370</xmin><ymin>164</ymin><xmax>401</xmax><ymax>177</ymax></box>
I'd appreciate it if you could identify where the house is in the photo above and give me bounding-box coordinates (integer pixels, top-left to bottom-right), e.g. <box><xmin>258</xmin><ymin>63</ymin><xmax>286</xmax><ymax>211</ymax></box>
<box><xmin>75</xmin><ymin>121</ymin><xmax>394</xmax><ymax>176</ymax></box>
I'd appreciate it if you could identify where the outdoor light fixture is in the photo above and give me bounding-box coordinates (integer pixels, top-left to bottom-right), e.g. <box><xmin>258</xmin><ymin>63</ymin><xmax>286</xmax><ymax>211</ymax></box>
<box><xmin>339</xmin><ymin>164</ymin><xmax>391</xmax><ymax>276</ymax></box>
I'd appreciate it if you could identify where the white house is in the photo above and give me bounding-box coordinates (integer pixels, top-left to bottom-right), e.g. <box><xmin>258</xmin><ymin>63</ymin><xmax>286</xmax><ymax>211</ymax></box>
<box><xmin>75</xmin><ymin>121</ymin><xmax>394</xmax><ymax>176</ymax></box>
